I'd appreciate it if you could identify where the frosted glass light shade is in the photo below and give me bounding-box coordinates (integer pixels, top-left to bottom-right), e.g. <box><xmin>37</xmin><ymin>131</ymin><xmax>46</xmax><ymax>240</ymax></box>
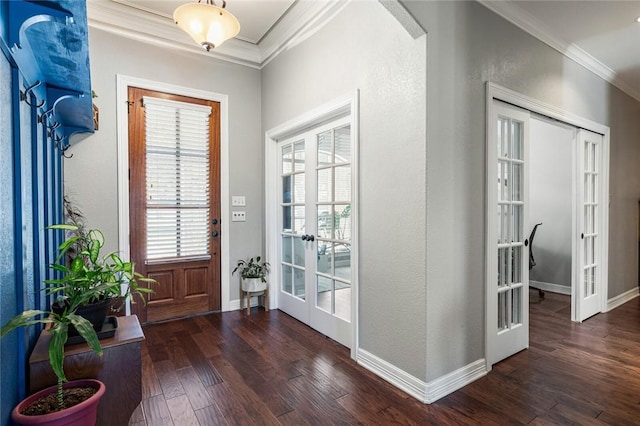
<box><xmin>174</xmin><ymin>2</ymin><xmax>240</xmax><ymax>51</ymax></box>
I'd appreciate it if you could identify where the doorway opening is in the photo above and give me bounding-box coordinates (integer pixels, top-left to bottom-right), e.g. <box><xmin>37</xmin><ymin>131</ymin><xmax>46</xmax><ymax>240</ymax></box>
<box><xmin>485</xmin><ymin>83</ymin><xmax>610</xmax><ymax>370</ymax></box>
<box><xmin>528</xmin><ymin>115</ymin><xmax>574</xmax><ymax>317</ymax></box>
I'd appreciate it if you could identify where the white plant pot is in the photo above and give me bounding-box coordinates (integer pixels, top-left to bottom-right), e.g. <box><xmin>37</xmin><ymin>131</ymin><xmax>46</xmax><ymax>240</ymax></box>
<box><xmin>242</xmin><ymin>277</ymin><xmax>267</xmax><ymax>292</ymax></box>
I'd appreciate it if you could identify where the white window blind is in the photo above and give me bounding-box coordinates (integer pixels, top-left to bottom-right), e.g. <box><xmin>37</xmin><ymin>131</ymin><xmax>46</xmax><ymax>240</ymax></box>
<box><xmin>143</xmin><ymin>96</ymin><xmax>212</xmax><ymax>262</ymax></box>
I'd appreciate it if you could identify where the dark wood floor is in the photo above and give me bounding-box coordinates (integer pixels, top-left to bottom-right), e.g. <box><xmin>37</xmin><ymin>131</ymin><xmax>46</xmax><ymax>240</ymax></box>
<box><xmin>129</xmin><ymin>290</ymin><xmax>640</xmax><ymax>425</ymax></box>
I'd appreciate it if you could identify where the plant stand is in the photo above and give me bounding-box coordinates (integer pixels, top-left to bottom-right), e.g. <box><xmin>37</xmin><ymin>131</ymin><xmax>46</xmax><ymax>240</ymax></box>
<box><xmin>240</xmin><ymin>279</ymin><xmax>269</xmax><ymax>315</ymax></box>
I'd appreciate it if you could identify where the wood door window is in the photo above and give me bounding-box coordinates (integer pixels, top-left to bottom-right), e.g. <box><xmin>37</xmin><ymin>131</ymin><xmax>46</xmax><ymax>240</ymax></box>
<box><xmin>128</xmin><ymin>87</ymin><xmax>221</xmax><ymax>323</ymax></box>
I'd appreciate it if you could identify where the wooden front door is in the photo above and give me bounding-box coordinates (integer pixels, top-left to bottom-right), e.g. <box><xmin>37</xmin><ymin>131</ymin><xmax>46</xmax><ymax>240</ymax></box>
<box><xmin>128</xmin><ymin>87</ymin><xmax>221</xmax><ymax>323</ymax></box>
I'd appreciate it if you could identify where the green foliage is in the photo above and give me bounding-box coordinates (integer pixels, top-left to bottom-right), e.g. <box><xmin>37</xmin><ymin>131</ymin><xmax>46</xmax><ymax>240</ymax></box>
<box><xmin>1</xmin><ymin>224</ymin><xmax>155</xmax><ymax>408</ymax></box>
<box><xmin>232</xmin><ymin>256</ymin><xmax>270</xmax><ymax>283</ymax></box>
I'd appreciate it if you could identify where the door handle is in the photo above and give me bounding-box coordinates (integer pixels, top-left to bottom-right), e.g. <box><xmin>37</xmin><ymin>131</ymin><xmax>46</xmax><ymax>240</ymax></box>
<box><xmin>581</xmin><ymin>233</ymin><xmax>584</xmax><ymax>239</ymax></box>
<box><xmin>301</xmin><ymin>234</ymin><xmax>315</xmax><ymax>242</ymax></box>
<box><xmin>212</xmin><ymin>218</ymin><xmax>218</xmax><ymax>225</ymax></box>
<box><xmin>524</xmin><ymin>239</ymin><xmax>529</xmax><ymax>247</ymax></box>
<box><xmin>301</xmin><ymin>234</ymin><xmax>307</xmax><ymax>241</ymax></box>
<box><xmin>212</xmin><ymin>231</ymin><xmax>219</xmax><ymax>238</ymax></box>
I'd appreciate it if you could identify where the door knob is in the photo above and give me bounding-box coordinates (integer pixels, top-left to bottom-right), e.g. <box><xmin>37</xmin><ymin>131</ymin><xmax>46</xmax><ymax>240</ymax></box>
<box><xmin>308</xmin><ymin>234</ymin><xmax>315</xmax><ymax>242</ymax></box>
<box><xmin>212</xmin><ymin>218</ymin><xmax>218</xmax><ymax>225</ymax></box>
<box><xmin>301</xmin><ymin>234</ymin><xmax>307</xmax><ymax>241</ymax></box>
<box><xmin>212</xmin><ymin>231</ymin><xmax>219</xmax><ymax>238</ymax></box>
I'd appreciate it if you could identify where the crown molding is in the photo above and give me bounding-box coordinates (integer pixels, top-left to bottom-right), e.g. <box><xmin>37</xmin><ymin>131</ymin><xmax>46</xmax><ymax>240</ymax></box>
<box><xmin>259</xmin><ymin>0</ymin><xmax>350</xmax><ymax>67</ymax></box>
<box><xmin>87</xmin><ymin>0</ymin><xmax>350</xmax><ymax>69</ymax></box>
<box><xmin>87</xmin><ymin>0</ymin><xmax>262</xmax><ymax>68</ymax></box>
<box><xmin>478</xmin><ymin>0</ymin><xmax>640</xmax><ymax>103</ymax></box>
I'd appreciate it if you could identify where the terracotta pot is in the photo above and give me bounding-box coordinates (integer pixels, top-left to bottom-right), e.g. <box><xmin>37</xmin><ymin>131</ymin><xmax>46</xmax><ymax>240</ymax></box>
<box><xmin>242</xmin><ymin>277</ymin><xmax>267</xmax><ymax>292</ymax></box>
<box><xmin>12</xmin><ymin>379</ymin><xmax>105</xmax><ymax>426</ymax></box>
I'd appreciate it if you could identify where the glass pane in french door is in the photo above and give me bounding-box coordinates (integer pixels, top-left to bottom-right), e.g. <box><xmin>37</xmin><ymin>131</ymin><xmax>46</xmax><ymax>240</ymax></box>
<box><xmin>583</xmin><ymin>137</ymin><xmax>598</xmax><ymax>298</ymax></box>
<box><xmin>281</xmin><ymin>140</ymin><xmax>306</xmax><ymax>300</ymax></box>
<box><xmin>496</xmin><ymin>116</ymin><xmax>525</xmax><ymax>331</ymax></box>
<box><xmin>316</xmin><ymin>125</ymin><xmax>352</xmax><ymax>322</ymax></box>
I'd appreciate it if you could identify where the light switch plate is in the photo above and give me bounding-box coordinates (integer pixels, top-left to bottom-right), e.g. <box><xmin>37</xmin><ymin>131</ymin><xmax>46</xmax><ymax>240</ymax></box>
<box><xmin>232</xmin><ymin>211</ymin><xmax>246</xmax><ymax>222</ymax></box>
<box><xmin>231</xmin><ymin>196</ymin><xmax>246</xmax><ymax>206</ymax></box>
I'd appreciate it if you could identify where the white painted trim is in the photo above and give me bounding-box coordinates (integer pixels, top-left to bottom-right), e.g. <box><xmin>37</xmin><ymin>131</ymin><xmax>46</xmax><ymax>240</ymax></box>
<box><xmin>228</xmin><ymin>296</ymin><xmax>264</xmax><ymax>312</ymax></box>
<box><xmin>259</xmin><ymin>0</ymin><xmax>350</xmax><ymax>68</ymax></box>
<box><xmin>425</xmin><ymin>359</ymin><xmax>487</xmax><ymax>403</ymax></box>
<box><xmin>357</xmin><ymin>349</ymin><xmax>487</xmax><ymax>404</ymax></box>
<box><xmin>487</xmin><ymin>83</ymin><xmax>609</xmax><ymax>135</ymax></box>
<box><xmin>530</xmin><ymin>280</ymin><xmax>571</xmax><ymax>296</ymax></box>
<box><xmin>478</xmin><ymin>1</ymin><xmax>640</xmax><ymax>103</ymax></box>
<box><xmin>606</xmin><ymin>287</ymin><xmax>639</xmax><ymax>312</ymax></box>
<box><xmin>378</xmin><ymin>0</ymin><xmax>426</xmax><ymax>39</ymax></box>
<box><xmin>116</xmin><ymin>74</ymin><xmax>232</xmax><ymax>314</ymax></box>
<box><xmin>357</xmin><ymin>349</ymin><xmax>427</xmax><ymax>402</ymax></box>
<box><xmin>264</xmin><ymin>91</ymin><xmax>359</xmax><ymax>359</ymax></box>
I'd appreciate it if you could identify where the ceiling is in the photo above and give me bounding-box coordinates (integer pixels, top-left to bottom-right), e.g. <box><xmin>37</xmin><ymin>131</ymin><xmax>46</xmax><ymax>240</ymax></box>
<box><xmin>87</xmin><ymin>0</ymin><xmax>640</xmax><ymax>101</ymax></box>
<box><xmin>115</xmin><ymin>0</ymin><xmax>295</xmax><ymax>44</ymax></box>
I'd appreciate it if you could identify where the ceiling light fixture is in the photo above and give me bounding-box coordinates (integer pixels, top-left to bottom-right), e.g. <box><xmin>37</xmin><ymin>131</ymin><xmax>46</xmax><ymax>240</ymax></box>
<box><xmin>174</xmin><ymin>0</ymin><xmax>240</xmax><ymax>51</ymax></box>
<box><xmin>636</xmin><ymin>16</ymin><xmax>640</xmax><ymax>23</ymax></box>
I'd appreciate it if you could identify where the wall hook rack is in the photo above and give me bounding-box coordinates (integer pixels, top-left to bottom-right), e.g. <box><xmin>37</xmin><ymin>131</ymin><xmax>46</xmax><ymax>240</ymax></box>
<box><xmin>20</xmin><ymin>80</ymin><xmax>45</xmax><ymax>108</ymax></box>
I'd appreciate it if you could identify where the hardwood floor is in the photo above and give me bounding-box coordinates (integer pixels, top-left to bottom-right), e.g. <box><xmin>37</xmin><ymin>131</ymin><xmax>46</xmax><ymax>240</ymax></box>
<box><xmin>130</xmin><ymin>291</ymin><xmax>640</xmax><ymax>425</ymax></box>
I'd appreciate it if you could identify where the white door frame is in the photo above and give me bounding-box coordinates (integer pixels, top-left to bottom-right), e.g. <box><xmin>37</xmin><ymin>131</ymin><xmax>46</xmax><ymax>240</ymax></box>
<box><xmin>116</xmin><ymin>74</ymin><xmax>231</xmax><ymax>313</ymax></box>
<box><xmin>265</xmin><ymin>91</ymin><xmax>360</xmax><ymax>360</ymax></box>
<box><xmin>485</xmin><ymin>82</ymin><xmax>610</xmax><ymax>369</ymax></box>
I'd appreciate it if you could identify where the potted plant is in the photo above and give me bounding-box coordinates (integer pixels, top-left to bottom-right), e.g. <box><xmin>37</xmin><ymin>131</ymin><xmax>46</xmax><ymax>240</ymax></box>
<box><xmin>233</xmin><ymin>256</ymin><xmax>270</xmax><ymax>292</ymax></box>
<box><xmin>1</xmin><ymin>223</ymin><xmax>155</xmax><ymax>425</ymax></box>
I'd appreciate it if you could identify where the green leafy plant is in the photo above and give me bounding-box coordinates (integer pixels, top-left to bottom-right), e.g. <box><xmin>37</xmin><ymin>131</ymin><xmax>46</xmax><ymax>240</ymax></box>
<box><xmin>0</xmin><ymin>224</ymin><xmax>155</xmax><ymax>410</ymax></box>
<box><xmin>233</xmin><ymin>256</ymin><xmax>270</xmax><ymax>283</ymax></box>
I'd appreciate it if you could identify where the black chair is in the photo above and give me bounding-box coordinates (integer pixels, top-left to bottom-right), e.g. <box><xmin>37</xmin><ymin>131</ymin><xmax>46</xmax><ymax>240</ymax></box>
<box><xmin>529</xmin><ymin>223</ymin><xmax>544</xmax><ymax>299</ymax></box>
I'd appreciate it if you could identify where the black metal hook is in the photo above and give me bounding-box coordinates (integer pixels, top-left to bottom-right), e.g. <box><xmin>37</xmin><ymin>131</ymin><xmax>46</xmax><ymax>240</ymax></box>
<box><xmin>20</xmin><ymin>80</ymin><xmax>45</xmax><ymax>108</ymax></box>
<box><xmin>53</xmin><ymin>134</ymin><xmax>73</xmax><ymax>159</ymax></box>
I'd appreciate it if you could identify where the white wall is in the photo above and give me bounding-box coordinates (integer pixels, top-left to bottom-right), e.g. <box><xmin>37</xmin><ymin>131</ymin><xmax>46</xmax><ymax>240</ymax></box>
<box><xmin>529</xmin><ymin>116</ymin><xmax>575</xmax><ymax>290</ymax></box>
<box><xmin>262</xmin><ymin>1</ymin><xmax>427</xmax><ymax>379</ymax></box>
<box><xmin>64</xmin><ymin>28</ymin><xmax>263</xmax><ymax>307</ymax></box>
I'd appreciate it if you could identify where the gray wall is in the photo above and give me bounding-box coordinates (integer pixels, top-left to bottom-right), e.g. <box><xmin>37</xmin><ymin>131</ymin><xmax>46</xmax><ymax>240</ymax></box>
<box><xmin>63</xmin><ymin>0</ymin><xmax>640</xmax><ymax>391</ymax></box>
<box><xmin>64</xmin><ymin>28</ymin><xmax>263</xmax><ymax>301</ymax></box>
<box><xmin>529</xmin><ymin>116</ymin><xmax>574</xmax><ymax>289</ymax></box>
<box><xmin>403</xmin><ymin>0</ymin><xmax>640</xmax><ymax>380</ymax></box>
<box><xmin>262</xmin><ymin>1</ymin><xmax>427</xmax><ymax>379</ymax></box>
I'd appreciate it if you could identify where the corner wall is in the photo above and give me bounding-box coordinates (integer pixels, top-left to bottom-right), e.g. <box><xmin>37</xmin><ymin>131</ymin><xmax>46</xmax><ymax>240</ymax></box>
<box><xmin>261</xmin><ymin>1</ymin><xmax>427</xmax><ymax>380</ymax></box>
<box><xmin>402</xmin><ymin>0</ymin><xmax>640</xmax><ymax>382</ymax></box>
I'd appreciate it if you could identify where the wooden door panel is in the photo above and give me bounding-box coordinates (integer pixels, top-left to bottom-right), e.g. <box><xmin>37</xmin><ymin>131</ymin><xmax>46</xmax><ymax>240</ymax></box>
<box><xmin>128</xmin><ymin>86</ymin><xmax>221</xmax><ymax>323</ymax></box>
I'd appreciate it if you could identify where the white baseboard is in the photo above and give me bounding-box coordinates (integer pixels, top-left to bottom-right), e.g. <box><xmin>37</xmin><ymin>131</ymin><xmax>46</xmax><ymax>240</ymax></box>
<box><xmin>357</xmin><ymin>349</ymin><xmax>487</xmax><ymax>404</ymax></box>
<box><xmin>425</xmin><ymin>359</ymin><xmax>487</xmax><ymax>403</ymax></box>
<box><xmin>606</xmin><ymin>286</ymin><xmax>639</xmax><ymax>312</ymax></box>
<box><xmin>530</xmin><ymin>280</ymin><xmax>571</xmax><ymax>295</ymax></box>
<box><xmin>228</xmin><ymin>296</ymin><xmax>263</xmax><ymax>311</ymax></box>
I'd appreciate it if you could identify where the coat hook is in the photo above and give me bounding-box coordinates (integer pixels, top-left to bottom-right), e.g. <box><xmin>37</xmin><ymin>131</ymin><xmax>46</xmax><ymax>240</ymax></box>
<box><xmin>53</xmin><ymin>134</ymin><xmax>73</xmax><ymax>158</ymax></box>
<box><xmin>20</xmin><ymin>80</ymin><xmax>45</xmax><ymax>108</ymax></box>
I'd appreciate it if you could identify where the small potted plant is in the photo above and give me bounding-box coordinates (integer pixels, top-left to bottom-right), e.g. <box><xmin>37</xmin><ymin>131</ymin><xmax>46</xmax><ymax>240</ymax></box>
<box><xmin>1</xmin><ymin>223</ymin><xmax>155</xmax><ymax>425</ymax></box>
<box><xmin>233</xmin><ymin>256</ymin><xmax>270</xmax><ymax>292</ymax></box>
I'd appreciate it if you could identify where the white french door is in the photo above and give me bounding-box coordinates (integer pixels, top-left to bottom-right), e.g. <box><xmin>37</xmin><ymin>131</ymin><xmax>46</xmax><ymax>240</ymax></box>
<box><xmin>277</xmin><ymin>116</ymin><xmax>353</xmax><ymax>348</ymax></box>
<box><xmin>487</xmin><ymin>100</ymin><xmax>530</xmax><ymax>366</ymax></box>
<box><xmin>575</xmin><ymin>129</ymin><xmax>603</xmax><ymax>322</ymax></box>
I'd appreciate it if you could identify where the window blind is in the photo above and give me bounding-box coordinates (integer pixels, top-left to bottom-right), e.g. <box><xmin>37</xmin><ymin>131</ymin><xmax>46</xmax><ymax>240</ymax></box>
<box><xmin>143</xmin><ymin>96</ymin><xmax>212</xmax><ymax>262</ymax></box>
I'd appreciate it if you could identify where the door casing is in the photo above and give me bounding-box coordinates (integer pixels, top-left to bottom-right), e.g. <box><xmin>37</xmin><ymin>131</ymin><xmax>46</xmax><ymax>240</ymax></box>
<box><xmin>116</xmin><ymin>75</ymin><xmax>232</xmax><ymax>313</ymax></box>
<box><xmin>485</xmin><ymin>82</ymin><xmax>610</xmax><ymax>370</ymax></box>
<box><xmin>265</xmin><ymin>91</ymin><xmax>360</xmax><ymax>359</ymax></box>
